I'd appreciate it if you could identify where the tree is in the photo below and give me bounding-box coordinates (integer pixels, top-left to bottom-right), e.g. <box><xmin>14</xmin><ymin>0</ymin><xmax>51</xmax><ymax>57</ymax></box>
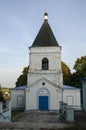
<box><xmin>16</xmin><ymin>66</ymin><xmax>29</xmax><ymax>87</ymax></box>
<box><xmin>16</xmin><ymin>62</ymin><xmax>72</xmax><ymax>87</ymax></box>
<box><xmin>61</xmin><ymin>61</ymin><xmax>71</xmax><ymax>85</ymax></box>
<box><xmin>73</xmin><ymin>55</ymin><xmax>86</xmax><ymax>77</ymax></box>
<box><xmin>22</xmin><ymin>67</ymin><xmax>29</xmax><ymax>74</ymax></box>
<box><xmin>68</xmin><ymin>73</ymin><xmax>81</xmax><ymax>88</ymax></box>
<box><xmin>0</xmin><ymin>87</ymin><xmax>5</xmax><ymax>102</ymax></box>
<box><xmin>15</xmin><ymin>56</ymin><xmax>86</xmax><ymax>88</ymax></box>
<box><xmin>67</xmin><ymin>55</ymin><xmax>86</xmax><ymax>88</ymax></box>
<box><xmin>69</xmin><ymin>55</ymin><xmax>86</xmax><ymax>88</ymax></box>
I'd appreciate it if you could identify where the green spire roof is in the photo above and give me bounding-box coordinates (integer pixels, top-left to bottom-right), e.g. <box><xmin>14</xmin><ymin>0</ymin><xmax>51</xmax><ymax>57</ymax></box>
<box><xmin>31</xmin><ymin>13</ymin><xmax>59</xmax><ymax>47</ymax></box>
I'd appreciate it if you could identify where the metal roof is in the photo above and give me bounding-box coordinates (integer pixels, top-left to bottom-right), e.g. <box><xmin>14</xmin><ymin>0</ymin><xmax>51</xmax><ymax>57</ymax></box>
<box><xmin>12</xmin><ymin>86</ymin><xmax>27</xmax><ymax>90</ymax></box>
<box><xmin>31</xmin><ymin>13</ymin><xmax>59</xmax><ymax>47</ymax></box>
<box><xmin>12</xmin><ymin>85</ymin><xmax>80</xmax><ymax>90</ymax></box>
<box><xmin>63</xmin><ymin>85</ymin><xmax>80</xmax><ymax>90</ymax></box>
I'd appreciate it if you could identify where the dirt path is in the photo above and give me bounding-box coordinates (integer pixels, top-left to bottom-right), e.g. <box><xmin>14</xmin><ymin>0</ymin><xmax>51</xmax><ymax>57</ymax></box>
<box><xmin>74</xmin><ymin>111</ymin><xmax>86</xmax><ymax>128</ymax></box>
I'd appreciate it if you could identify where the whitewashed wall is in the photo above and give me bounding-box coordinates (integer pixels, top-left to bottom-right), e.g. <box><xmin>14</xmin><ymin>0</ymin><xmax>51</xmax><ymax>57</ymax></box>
<box><xmin>11</xmin><ymin>90</ymin><xmax>25</xmax><ymax>109</ymax></box>
<box><xmin>25</xmin><ymin>78</ymin><xmax>62</xmax><ymax>111</ymax></box>
<box><xmin>29</xmin><ymin>47</ymin><xmax>61</xmax><ymax>72</ymax></box>
<box><xmin>63</xmin><ymin>89</ymin><xmax>81</xmax><ymax>109</ymax></box>
<box><xmin>27</xmin><ymin>46</ymin><xmax>63</xmax><ymax>88</ymax></box>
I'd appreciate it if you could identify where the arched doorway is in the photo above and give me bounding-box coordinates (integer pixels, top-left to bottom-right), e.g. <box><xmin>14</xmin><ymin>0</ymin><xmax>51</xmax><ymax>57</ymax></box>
<box><xmin>37</xmin><ymin>88</ymin><xmax>50</xmax><ymax>110</ymax></box>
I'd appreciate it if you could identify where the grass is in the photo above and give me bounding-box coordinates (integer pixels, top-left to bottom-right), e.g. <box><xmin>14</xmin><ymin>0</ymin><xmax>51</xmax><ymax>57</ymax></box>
<box><xmin>11</xmin><ymin>110</ymin><xmax>23</xmax><ymax>118</ymax></box>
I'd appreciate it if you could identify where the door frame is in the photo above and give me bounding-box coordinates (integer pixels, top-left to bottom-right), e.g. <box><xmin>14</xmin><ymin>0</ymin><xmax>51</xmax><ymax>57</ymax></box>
<box><xmin>66</xmin><ymin>95</ymin><xmax>74</xmax><ymax>105</ymax></box>
<box><xmin>39</xmin><ymin>96</ymin><xmax>48</xmax><ymax>110</ymax></box>
<box><xmin>37</xmin><ymin>87</ymin><xmax>50</xmax><ymax>110</ymax></box>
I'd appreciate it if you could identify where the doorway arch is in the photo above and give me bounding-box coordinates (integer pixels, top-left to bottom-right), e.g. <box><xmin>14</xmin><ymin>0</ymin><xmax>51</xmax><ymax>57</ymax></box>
<box><xmin>37</xmin><ymin>88</ymin><xmax>50</xmax><ymax>110</ymax></box>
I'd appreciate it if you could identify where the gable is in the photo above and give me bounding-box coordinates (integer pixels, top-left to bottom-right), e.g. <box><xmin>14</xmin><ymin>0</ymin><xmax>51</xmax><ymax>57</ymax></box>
<box><xmin>26</xmin><ymin>77</ymin><xmax>62</xmax><ymax>91</ymax></box>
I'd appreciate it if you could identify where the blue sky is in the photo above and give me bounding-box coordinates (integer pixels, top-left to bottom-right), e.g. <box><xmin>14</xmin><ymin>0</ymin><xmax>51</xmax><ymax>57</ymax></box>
<box><xmin>0</xmin><ymin>0</ymin><xmax>86</xmax><ymax>88</ymax></box>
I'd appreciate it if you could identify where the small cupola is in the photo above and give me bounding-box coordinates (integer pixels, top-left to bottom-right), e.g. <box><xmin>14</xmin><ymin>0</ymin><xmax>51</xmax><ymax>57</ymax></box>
<box><xmin>44</xmin><ymin>12</ymin><xmax>48</xmax><ymax>21</ymax></box>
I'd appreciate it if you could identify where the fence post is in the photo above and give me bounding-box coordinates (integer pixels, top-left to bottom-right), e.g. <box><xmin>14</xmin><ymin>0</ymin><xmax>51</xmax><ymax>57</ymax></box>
<box><xmin>0</xmin><ymin>102</ymin><xmax>2</xmax><ymax>113</ymax></box>
<box><xmin>66</xmin><ymin>105</ymin><xmax>74</xmax><ymax>122</ymax></box>
<box><xmin>8</xmin><ymin>100</ymin><xmax>11</xmax><ymax>110</ymax></box>
<box><xmin>59</xmin><ymin>101</ymin><xmax>63</xmax><ymax>110</ymax></box>
<box><xmin>81</xmin><ymin>77</ymin><xmax>86</xmax><ymax>111</ymax></box>
<box><xmin>6</xmin><ymin>100</ymin><xmax>9</xmax><ymax>109</ymax></box>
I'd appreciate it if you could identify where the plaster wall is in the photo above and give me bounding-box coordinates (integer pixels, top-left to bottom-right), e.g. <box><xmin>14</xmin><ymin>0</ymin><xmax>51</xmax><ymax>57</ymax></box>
<box><xmin>27</xmin><ymin>73</ymin><xmax>63</xmax><ymax>88</ymax></box>
<box><xmin>11</xmin><ymin>90</ymin><xmax>25</xmax><ymax>109</ymax></box>
<box><xmin>63</xmin><ymin>89</ymin><xmax>81</xmax><ymax>109</ymax></box>
<box><xmin>27</xmin><ymin>46</ymin><xmax>63</xmax><ymax>88</ymax></box>
<box><xmin>26</xmin><ymin>79</ymin><xmax>62</xmax><ymax>111</ymax></box>
<box><xmin>29</xmin><ymin>47</ymin><xmax>61</xmax><ymax>72</ymax></box>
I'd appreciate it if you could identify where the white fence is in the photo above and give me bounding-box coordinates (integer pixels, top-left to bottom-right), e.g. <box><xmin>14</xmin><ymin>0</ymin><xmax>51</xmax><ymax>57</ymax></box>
<box><xmin>0</xmin><ymin>100</ymin><xmax>11</xmax><ymax>122</ymax></box>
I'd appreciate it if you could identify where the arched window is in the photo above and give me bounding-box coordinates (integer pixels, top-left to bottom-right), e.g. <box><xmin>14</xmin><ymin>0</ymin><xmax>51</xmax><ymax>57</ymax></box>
<box><xmin>42</xmin><ymin>58</ymin><xmax>49</xmax><ymax>70</ymax></box>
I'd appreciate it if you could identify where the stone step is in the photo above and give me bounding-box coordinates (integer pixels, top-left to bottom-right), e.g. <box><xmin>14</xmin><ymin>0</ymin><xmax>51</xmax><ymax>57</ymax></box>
<box><xmin>0</xmin><ymin>122</ymin><xmax>73</xmax><ymax>130</ymax></box>
<box><xmin>24</xmin><ymin>111</ymin><xmax>58</xmax><ymax>115</ymax></box>
<box><xmin>12</xmin><ymin>111</ymin><xmax>59</xmax><ymax>123</ymax></box>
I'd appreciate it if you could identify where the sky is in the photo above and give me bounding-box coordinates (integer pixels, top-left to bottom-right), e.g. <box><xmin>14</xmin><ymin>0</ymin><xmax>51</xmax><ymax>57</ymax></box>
<box><xmin>0</xmin><ymin>0</ymin><xmax>86</xmax><ymax>88</ymax></box>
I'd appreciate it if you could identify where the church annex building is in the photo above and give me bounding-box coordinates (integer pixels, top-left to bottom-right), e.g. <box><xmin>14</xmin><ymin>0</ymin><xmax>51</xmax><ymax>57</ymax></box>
<box><xmin>11</xmin><ymin>13</ymin><xmax>81</xmax><ymax>111</ymax></box>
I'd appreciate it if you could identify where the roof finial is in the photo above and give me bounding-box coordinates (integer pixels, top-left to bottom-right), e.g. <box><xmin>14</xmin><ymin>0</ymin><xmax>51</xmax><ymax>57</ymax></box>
<box><xmin>44</xmin><ymin>12</ymin><xmax>48</xmax><ymax>21</ymax></box>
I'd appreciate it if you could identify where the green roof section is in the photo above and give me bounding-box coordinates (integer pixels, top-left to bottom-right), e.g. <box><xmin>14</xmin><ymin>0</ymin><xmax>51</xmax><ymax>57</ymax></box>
<box><xmin>31</xmin><ymin>13</ymin><xmax>59</xmax><ymax>47</ymax></box>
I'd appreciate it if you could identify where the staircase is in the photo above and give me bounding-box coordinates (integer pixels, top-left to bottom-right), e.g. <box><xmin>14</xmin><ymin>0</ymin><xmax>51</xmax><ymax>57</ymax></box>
<box><xmin>12</xmin><ymin>111</ymin><xmax>59</xmax><ymax>123</ymax></box>
<box><xmin>0</xmin><ymin>111</ymin><xmax>73</xmax><ymax>129</ymax></box>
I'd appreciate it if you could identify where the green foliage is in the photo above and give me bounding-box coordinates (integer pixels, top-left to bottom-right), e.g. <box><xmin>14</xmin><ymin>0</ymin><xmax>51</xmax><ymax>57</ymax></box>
<box><xmin>73</xmin><ymin>55</ymin><xmax>86</xmax><ymax>77</ymax></box>
<box><xmin>15</xmin><ymin>55</ymin><xmax>86</xmax><ymax>89</ymax></box>
<box><xmin>0</xmin><ymin>88</ymin><xmax>10</xmax><ymax>101</ymax></box>
<box><xmin>16</xmin><ymin>63</ymin><xmax>71</xmax><ymax>87</ymax></box>
<box><xmin>16</xmin><ymin>66</ymin><xmax>29</xmax><ymax>87</ymax></box>
<box><xmin>70</xmin><ymin>55</ymin><xmax>86</xmax><ymax>88</ymax></box>
<box><xmin>68</xmin><ymin>73</ymin><xmax>81</xmax><ymax>88</ymax></box>
<box><xmin>16</xmin><ymin>74</ymin><xmax>27</xmax><ymax>87</ymax></box>
<box><xmin>22</xmin><ymin>66</ymin><xmax>29</xmax><ymax>74</ymax></box>
<box><xmin>61</xmin><ymin>56</ymin><xmax>86</xmax><ymax>88</ymax></box>
<box><xmin>61</xmin><ymin>61</ymin><xmax>71</xmax><ymax>75</ymax></box>
<box><xmin>61</xmin><ymin>61</ymin><xmax>71</xmax><ymax>85</ymax></box>
<box><xmin>0</xmin><ymin>87</ymin><xmax>5</xmax><ymax>102</ymax></box>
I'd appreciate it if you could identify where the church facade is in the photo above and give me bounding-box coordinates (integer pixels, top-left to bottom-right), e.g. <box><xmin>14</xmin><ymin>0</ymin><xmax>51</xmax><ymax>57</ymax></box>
<box><xmin>26</xmin><ymin>13</ymin><xmax>63</xmax><ymax>110</ymax></box>
<box><xmin>11</xmin><ymin>13</ymin><xmax>81</xmax><ymax>111</ymax></box>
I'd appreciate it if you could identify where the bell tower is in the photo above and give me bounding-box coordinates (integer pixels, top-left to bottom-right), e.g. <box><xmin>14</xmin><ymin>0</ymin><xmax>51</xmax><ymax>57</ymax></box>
<box><xmin>27</xmin><ymin>12</ymin><xmax>63</xmax><ymax>88</ymax></box>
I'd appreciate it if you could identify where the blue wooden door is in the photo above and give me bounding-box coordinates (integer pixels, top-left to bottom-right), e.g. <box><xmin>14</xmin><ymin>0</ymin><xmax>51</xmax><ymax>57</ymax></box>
<box><xmin>39</xmin><ymin>96</ymin><xmax>48</xmax><ymax>110</ymax></box>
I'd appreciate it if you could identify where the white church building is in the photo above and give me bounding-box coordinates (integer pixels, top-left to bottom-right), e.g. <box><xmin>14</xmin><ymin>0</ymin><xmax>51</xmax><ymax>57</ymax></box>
<box><xmin>11</xmin><ymin>13</ymin><xmax>81</xmax><ymax>111</ymax></box>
